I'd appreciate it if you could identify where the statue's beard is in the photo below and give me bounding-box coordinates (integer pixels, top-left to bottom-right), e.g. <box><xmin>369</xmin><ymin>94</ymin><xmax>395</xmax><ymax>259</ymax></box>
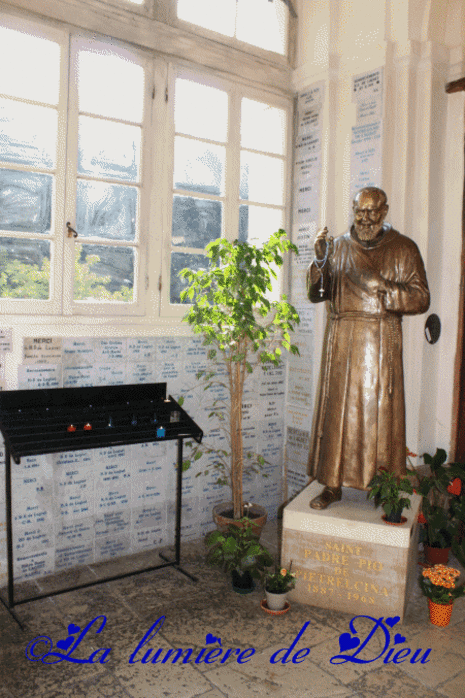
<box><xmin>354</xmin><ymin>222</ymin><xmax>384</xmax><ymax>241</ymax></box>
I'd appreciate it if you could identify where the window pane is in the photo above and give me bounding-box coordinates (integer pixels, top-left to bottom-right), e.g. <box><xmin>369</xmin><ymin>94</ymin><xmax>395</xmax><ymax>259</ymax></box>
<box><xmin>74</xmin><ymin>243</ymin><xmax>134</xmax><ymax>302</ymax></box>
<box><xmin>0</xmin><ymin>238</ymin><xmax>50</xmax><ymax>299</ymax></box>
<box><xmin>241</xmin><ymin>99</ymin><xmax>286</xmax><ymax>155</ymax></box>
<box><xmin>240</xmin><ymin>152</ymin><xmax>284</xmax><ymax>204</ymax></box>
<box><xmin>78</xmin><ymin>116</ymin><xmax>141</xmax><ymax>182</ymax></box>
<box><xmin>0</xmin><ymin>99</ymin><xmax>57</xmax><ymax>169</ymax></box>
<box><xmin>78</xmin><ymin>50</ymin><xmax>144</xmax><ymax>123</ymax></box>
<box><xmin>172</xmin><ymin>196</ymin><xmax>221</xmax><ymax>248</ymax></box>
<box><xmin>175</xmin><ymin>80</ymin><xmax>228</xmax><ymax>142</ymax></box>
<box><xmin>0</xmin><ymin>27</ymin><xmax>60</xmax><ymax>105</ymax></box>
<box><xmin>76</xmin><ymin>181</ymin><xmax>137</xmax><ymax>241</ymax></box>
<box><xmin>236</xmin><ymin>0</ymin><xmax>287</xmax><ymax>54</ymax></box>
<box><xmin>0</xmin><ymin>170</ymin><xmax>52</xmax><ymax>233</ymax></box>
<box><xmin>239</xmin><ymin>204</ymin><xmax>283</xmax><ymax>246</ymax></box>
<box><xmin>177</xmin><ymin>0</ymin><xmax>236</xmax><ymax>36</ymax></box>
<box><xmin>174</xmin><ymin>137</ymin><xmax>225</xmax><ymax>195</ymax></box>
<box><xmin>170</xmin><ymin>252</ymin><xmax>208</xmax><ymax>304</ymax></box>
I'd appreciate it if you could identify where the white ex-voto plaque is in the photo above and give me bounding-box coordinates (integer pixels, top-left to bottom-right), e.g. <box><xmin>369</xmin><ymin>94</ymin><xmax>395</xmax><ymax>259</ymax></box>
<box><xmin>56</xmin><ymin>542</ymin><xmax>94</xmax><ymax>570</ymax></box>
<box><xmin>14</xmin><ymin>548</ymin><xmax>55</xmax><ymax>582</ymax></box>
<box><xmin>0</xmin><ymin>328</ymin><xmax>12</xmax><ymax>353</ymax></box>
<box><xmin>23</xmin><ymin>337</ymin><xmax>62</xmax><ymax>364</ymax></box>
<box><xmin>127</xmin><ymin>337</ymin><xmax>157</xmax><ymax>362</ymax></box>
<box><xmin>94</xmin><ymin>338</ymin><xmax>127</xmax><ymax>362</ymax></box>
<box><xmin>94</xmin><ymin>362</ymin><xmax>126</xmax><ymax>386</ymax></box>
<box><xmin>350</xmin><ymin>121</ymin><xmax>383</xmax><ymax>197</ymax></box>
<box><xmin>294</xmin><ymin>82</ymin><xmax>325</xmax><ymax>227</ymax></box>
<box><xmin>18</xmin><ymin>364</ymin><xmax>61</xmax><ymax>389</ymax></box>
<box><xmin>63</xmin><ymin>338</ymin><xmax>95</xmax><ymax>367</ymax></box>
<box><xmin>95</xmin><ymin>535</ymin><xmax>131</xmax><ymax>562</ymax></box>
<box><xmin>63</xmin><ymin>366</ymin><xmax>96</xmax><ymax>388</ymax></box>
<box><xmin>126</xmin><ymin>363</ymin><xmax>156</xmax><ymax>385</ymax></box>
<box><xmin>350</xmin><ymin>68</ymin><xmax>383</xmax><ymax>200</ymax></box>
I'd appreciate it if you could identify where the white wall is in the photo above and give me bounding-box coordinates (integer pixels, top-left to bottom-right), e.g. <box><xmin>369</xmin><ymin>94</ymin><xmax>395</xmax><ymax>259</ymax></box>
<box><xmin>292</xmin><ymin>0</ymin><xmax>465</xmax><ymax>460</ymax></box>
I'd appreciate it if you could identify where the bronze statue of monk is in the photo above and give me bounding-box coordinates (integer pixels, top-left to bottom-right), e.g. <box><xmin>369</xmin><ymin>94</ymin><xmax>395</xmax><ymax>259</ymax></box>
<box><xmin>307</xmin><ymin>187</ymin><xmax>430</xmax><ymax>510</ymax></box>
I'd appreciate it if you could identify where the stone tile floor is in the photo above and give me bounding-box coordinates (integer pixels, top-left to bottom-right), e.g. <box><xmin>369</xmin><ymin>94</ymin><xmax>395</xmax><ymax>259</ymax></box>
<box><xmin>0</xmin><ymin>521</ymin><xmax>464</xmax><ymax>698</ymax></box>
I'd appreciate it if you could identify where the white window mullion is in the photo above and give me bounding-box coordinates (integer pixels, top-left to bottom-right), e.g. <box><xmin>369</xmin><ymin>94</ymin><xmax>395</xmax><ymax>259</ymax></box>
<box><xmin>158</xmin><ymin>62</ymin><xmax>177</xmax><ymax>318</ymax></box>
<box><xmin>224</xmin><ymin>88</ymin><xmax>241</xmax><ymax>243</ymax></box>
<box><xmin>62</xmin><ymin>34</ymin><xmax>79</xmax><ymax>316</ymax></box>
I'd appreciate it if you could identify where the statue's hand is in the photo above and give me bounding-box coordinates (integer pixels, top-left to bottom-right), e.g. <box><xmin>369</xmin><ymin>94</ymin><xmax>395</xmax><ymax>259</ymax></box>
<box><xmin>314</xmin><ymin>227</ymin><xmax>332</xmax><ymax>261</ymax></box>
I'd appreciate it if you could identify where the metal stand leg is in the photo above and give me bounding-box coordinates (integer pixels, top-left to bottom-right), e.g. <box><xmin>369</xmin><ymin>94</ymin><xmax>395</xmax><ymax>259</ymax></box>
<box><xmin>0</xmin><ymin>447</ymin><xmax>25</xmax><ymax>629</ymax></box>
<box><xmin>159</xmin><ymin>438</ymin><xmax>197</xmax><ymax>582</ymax></box>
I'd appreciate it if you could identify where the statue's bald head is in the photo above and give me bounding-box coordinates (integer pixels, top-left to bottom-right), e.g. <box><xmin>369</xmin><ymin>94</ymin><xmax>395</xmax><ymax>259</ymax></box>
<box><xmin>353</xmin><ymin>187</ymin><xmax>388</xmax><ymax>209</ymax></box>
<box><xmin>352</xmin><ymin>187</ymin><xmax>389</xmax><ymax>242</ymax></box>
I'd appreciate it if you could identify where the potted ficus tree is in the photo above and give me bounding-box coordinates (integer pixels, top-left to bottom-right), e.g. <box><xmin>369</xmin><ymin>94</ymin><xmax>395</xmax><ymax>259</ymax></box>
<box><xmin>179</xmin><ymin>230</ymin><xmax>300</xmax><ymax>525</ymax></box>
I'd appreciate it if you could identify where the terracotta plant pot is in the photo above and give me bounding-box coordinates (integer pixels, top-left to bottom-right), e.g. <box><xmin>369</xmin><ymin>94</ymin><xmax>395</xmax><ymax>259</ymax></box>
<box><xmin>382</xmin><ymin>514</ymin><xmax>407</xmax><ymax>526</ymax></box>
<box><xmin>424</xmin><ymin>545</ymin><xmax>451</xmax><ymax>566</ymax></box>
<box><xmin>212</xmin><ymin>502</ymin><xmax>267</xmax><ymax>538</ymax></box>
<box><xmin>382</xmin><ymin>506</ymin><xmax>404</xmax><ymax>523</ymax></box>
<box><xmin>428</xmin><ymin>599</ymin><xmax>453</xmax><ymax>627</ymax></box>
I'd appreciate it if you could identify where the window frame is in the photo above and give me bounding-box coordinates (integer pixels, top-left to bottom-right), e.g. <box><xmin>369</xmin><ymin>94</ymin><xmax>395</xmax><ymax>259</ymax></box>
<box><xmin>63</xmin><ymin>33</ymin><xmax>159</xmax><ymax>318</ymax></box>
<box><xmin>0</xmin><ymin>4</ymin><xmax>293</xmax><ymax>322</ymax></box>
<box><xmin>160</xmin><ymin>63</ymin><xmax>293</xmax><ymax>318</ymax></box>
<box><xmin>173</xmin><ymin>0</ymin><xmax>293</xmax><ymax>65</ymax></box>
<box><xmin>0</xmin><ymin>16</ymin><xmax>69</xmax><ymax>316</ymax></box>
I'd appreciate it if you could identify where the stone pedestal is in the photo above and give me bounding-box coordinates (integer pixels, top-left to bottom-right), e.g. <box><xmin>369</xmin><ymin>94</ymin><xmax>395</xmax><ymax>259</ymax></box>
<box><xmin>281</xmin><ymin>482</ymin><xmax>421</xmax><ymax>622</ymax></box>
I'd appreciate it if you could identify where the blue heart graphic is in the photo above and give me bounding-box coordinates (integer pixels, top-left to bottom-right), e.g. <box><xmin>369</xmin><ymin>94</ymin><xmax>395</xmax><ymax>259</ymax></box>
<box><xmin>394</xmin><ymin>633</ymin><xmax>406</xmax><ymax>644</ymax></box>
<box><xmin>385</xmin><ymin>616</ymin><xmax>400</xmax><ymax>628</ymax></box>
<box><xmin>68</xmin><ymin>624</ymin><xmax>80</xmax><ymax>635</ymax></box>
<box><xmin>205</xmin><ymin>633</ymin><xmax>222</xmax><ymax>646</ymax></box>
<box><xmin>56</xmin><ymin>636</ymin><xmax>75</xmax><ymax>652</ymax></box>
<box><xmin>338</xmin><ymin>632</ymin><xmax>360</xmax><ymax>652</ymax></box>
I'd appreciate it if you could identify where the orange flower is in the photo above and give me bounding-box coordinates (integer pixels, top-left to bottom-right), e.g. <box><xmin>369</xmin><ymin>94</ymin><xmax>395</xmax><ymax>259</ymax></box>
<box><xmin>418</xmin><ymin>512</ymin><xmax>427</xmax><ymax>525</ymax></box>
<box><xmin>422</xmin><ymin>564</ymin><xmax>461</xmax><ymax>590</ymax></box>
<box><xmin>280</xmin><ymin>568</ymin><xmax>287</xmax><ymax>576</ymax></box>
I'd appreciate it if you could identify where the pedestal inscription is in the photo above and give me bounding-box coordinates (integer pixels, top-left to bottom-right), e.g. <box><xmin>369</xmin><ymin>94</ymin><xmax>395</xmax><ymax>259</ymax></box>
<box><xmin>281</xmin><ymin>482</ymin><xmax>421</xmax><ymax>621</ymax></box>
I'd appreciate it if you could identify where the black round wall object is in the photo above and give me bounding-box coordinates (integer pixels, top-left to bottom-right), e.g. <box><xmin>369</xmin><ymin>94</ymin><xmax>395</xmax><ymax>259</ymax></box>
<box><xmin>424</xmin><ymin>314</ymin><xmax>441</xmax><ymax>344</ymax></box>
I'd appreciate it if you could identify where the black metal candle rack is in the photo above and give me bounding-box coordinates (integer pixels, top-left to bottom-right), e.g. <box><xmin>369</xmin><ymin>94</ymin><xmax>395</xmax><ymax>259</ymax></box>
<box><xmin>0</xmin><ymin>382</ymin><xmax>203</xmax><ymax>627</ymax></box>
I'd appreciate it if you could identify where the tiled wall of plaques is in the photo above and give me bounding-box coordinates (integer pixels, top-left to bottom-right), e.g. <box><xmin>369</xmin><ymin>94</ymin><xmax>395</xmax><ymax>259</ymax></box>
<box><xmin>0</xmin><ymin>336</ymin><xmax>285</xmax><ymax>583</ymax></box>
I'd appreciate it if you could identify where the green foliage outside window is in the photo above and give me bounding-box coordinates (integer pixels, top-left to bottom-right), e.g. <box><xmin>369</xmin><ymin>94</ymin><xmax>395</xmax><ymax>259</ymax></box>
<box><xmin>0</xmin><ymin>251</ymin><xmax>132</xmax><ymax>301</ymax></box>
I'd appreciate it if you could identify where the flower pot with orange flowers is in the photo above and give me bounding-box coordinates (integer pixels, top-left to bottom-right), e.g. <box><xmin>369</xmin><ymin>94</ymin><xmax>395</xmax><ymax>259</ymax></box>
<box><xmin>420</xmin><ymin>564</ymin><xmax>465</xmax><ymax>627</ymax></box>
<box><xmin>262</xmin><ymin>564</ymin><xmax>296</xmax><ymax>611</ymax></box>
<box><xmin>416</xmin><ymin>450</ymin><xmax>465</xmax><ymax>567</ymax></box>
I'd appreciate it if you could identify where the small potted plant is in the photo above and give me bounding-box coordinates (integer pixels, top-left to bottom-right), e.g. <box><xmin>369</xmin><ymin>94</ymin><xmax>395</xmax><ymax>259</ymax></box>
<box><xmin>179</xmin><ymin>231</ymin><xmax>300</xmax><ymax>527</ymax></box>
<box><xmin>367</xmin><ymin>468</ymin><xmax>414</xmax><ymax>523</ymax></box>
<box><xmin>262</xmin><ymin>563</ymin><xmax>296</xmax><ymax>611</ymax></box>
<box><xmin>205</xmin><ymin>518</ymin><xmax>274</xmax><ymax>594</ymax></box>
<box><xmin>420</xmin><ymin>564</ymin><xmax>465</xmax><ymax>627</ymax></box>
<box><xmin>416</xmin><ymin>449</ymin><xmax>465</xmax><ymax>566</ymax></box>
